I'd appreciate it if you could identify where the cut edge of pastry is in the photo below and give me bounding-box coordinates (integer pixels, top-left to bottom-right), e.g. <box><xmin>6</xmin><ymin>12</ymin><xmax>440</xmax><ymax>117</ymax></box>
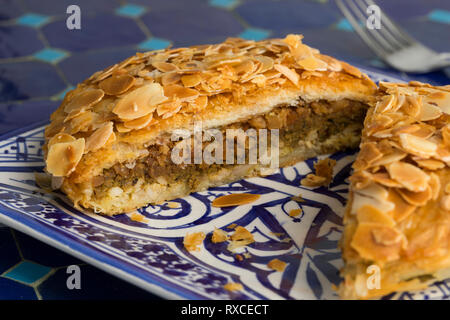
<box><xmin>338</xmin><ymin>81</ymin><xmax>450</xmax><ymax>300</ymax></box>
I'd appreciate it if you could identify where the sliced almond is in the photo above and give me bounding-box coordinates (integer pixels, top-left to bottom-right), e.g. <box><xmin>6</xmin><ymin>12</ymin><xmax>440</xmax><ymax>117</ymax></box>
<box><xmin>387</xmin><ymin>189</ymin><xmax>416</xmax><ymax>222</ymax></box>
<box><xmin>152</xmin><ymin>61</ymin><xmax>178</xmax><ymax>72</ymax></box>
<box><xmin>156</xmin><ymin>99</ymin><xmax>183</xmax><ymax>119</ymax></box>
<box><xmin>181</xmin><ymin>74</ymin><xmax>202</xmax><ymax>87</ymax></box>
<box><xmin>375</xmin><ymin>94</ymin><xmax>396</xmax><ymax>113</ymax></box>
<box><xmin>254</xmin><ymin>55</ymin><xmax>274</xmax><ymax>73</ymax></box>
<box><xmin>85</xmin><ymin>122</ymin><xmax>114</xmax><ymax>153</ymax></box>
<box><xmin>423</xmin><ymin>90</ymin><xmax>450</xmax><ymax>114</ymax></box>
<box><xmin>399</xmin><ymin>133</ymin><xmax>437</xmax><ymax>158</ymax></box>
<box><xmin>418</xmin><ymin>102</ymin><xmax>442</xmax><ymax>121</ymax></box>
<box><xmin>296</xmin><ymin>56</ymin><xmax>327</xmax><ymax>72</ymax></box>
<box><xmin>46</xmin><ymin>138</ymin><xmax>85</xmax><ymax>177</ymax></box>
<box><xmin>164</xmin><ymin>84</ymin><xmax>199</xmax><ymax>102</ymax></box>
<box><xmin>48</xmin><ymin>133</ymin><xmax>75</xmax><ymax>149</ymax></box>
<box><xmin>123</xmin><ymin>113</ymin><xmax>154</xmax><ymax>130</ymax></box>
<box><xmin>397</xmin><ymin>186</ymin><xmax>432</xmax><ymax>206</ymax></box>
<box><xmin>371</xmin><ymin>150</ymin><xmax>407</xmax><ymax>167</ymax></box>
<box><xmin>161</xmin><ymin>72</ymin><xmax>181</xmax><ymax>86</ymax></box>
<box><xmin>113</xmin><ymin>83</ymin><xmax>167</xmax><ymax>120</ymax></box>
<box><xmin>99</xmin><ymin>74</ymin><xmax>135</xmax><ymax>96</ymax></box>
<box><xmin>386</xmin><ymin>161</ymin><xmax>430</xmax><ymax>192</ymax></box>
<box><xmin>64</xmin><ymin>88</ymin><xmax>104</xmax><ymax>114</ymax></box>
<box><xmin>414</xmin><ymin>158</ymin><xmax>445</xmax><ymax>170</ymax></box>
<box><xmin>274</xmin><ymin>64</ymin><xmax>299</xmax><ymax>85</ymax></box>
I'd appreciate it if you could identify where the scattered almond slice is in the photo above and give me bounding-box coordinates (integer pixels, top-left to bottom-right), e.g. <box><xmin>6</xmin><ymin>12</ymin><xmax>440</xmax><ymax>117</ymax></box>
<box><xmin>183</xmin><ymin>232</ymin><xmax>206</xmax><ymax>252</ymax></box>
<box><xmin>212</xmin><ymin>193</ymin><xmax>260</xmax><ymax>207</ymax></box>
<box><xmin>397</xmin><ymin>186</ymin><xmax>432</xmax><ymax>206</ymax></box>
<box><xmin>267</xmin><ymin>258</ymin><xmax>287</xmax><ymax>272</ymax></box>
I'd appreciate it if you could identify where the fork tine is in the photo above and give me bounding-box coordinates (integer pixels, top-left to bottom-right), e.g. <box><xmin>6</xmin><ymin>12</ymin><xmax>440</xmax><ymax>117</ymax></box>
<box><xmin>336</xmin><ymin>0</ymin><xmax>394</xmax><ymax>56</ymax></box>
<box><xmin>355</xmin><ymin>0</ymin><xmax>404</xmax><ymax>51</ymax></box>
<box><xmin>346</xmin><ymin>0</ymin><xmax>398</xmax><ymax>53</ymax></box>
<box><xmin>362</xmin><ymin>0</ymin><xmax>417</xmax><ymax>47</ymax></box>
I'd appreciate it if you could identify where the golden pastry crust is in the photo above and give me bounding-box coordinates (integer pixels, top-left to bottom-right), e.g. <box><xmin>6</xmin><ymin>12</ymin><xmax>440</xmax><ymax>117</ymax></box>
<box><xmin>42</xmin><ymin>34</ymin><xmax>376</xmax><ymax>214</ymax></box>
<box><xmin>339</xmin><ymin>81</ymin><xmax>450</xmax><ymax>300</ymax></box>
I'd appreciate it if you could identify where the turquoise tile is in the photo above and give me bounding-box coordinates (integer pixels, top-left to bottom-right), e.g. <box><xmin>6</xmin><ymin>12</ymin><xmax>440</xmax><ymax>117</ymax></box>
<box><xmin>335</xmin><ymin>18</ymin><xmax>354</xmax><ymax>31</ymax></box>
<box><xmin>116</xmin><ymin>4</ymin><xmax>146</xmax><ymax>18</ymax></box>
<box><xmin>16</xmin><ymin>13</ymin><xmax>49</xmax><ymax>28</ymax></box>
<box><xmin>4</xmin><ymin>261</ymin><xmax>52</xmax><ymax>285</ymax></box>
<box><xmin>239</xmin><ymin>28</ymin><xmax>270</xmax><ymax>41</ymax></box>
<box><xmin>138</xmin><ymin>38</ymin><xmax>171</xmax><ymax>51</ymax></box>
<box><xmin>33</xmin><ymin>48</ymin><xmax>68</xmax><ymax>63</ymax></box>
<box><xmin>209</xmin><ymin>0</ymin><xmax>239</xmax><ymax>9</ymax></box>
<box><xmin>428</xmin><ymin>9</ymin><xmax>450</xmax><ymax>24</ymax></box>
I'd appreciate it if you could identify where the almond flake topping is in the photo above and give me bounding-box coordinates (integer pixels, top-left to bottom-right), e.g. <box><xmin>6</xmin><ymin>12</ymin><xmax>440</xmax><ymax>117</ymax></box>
<box><xmin>123</xmin><ymin>113</ymin><xmax>155</xmax><ymax>130</ymax></box>
<box><xmin>46</xmin><ymin>138</ymin><xmax>85</xmax><ymax>177</ymax></box>
<box><xmin>386</xmin><ymin>161</ymin><xmax>430</xmax><ymax>192</ymax></box>
<box><xmin>273</xmin><ymin>64</ymin><xmax>299</xmax><ymax>85</ymax></box>
<box><xmin>99</xmin><ymin>74</ymin><xmax>135</xmax><ymax>96</ymax></box>
<box><xmin>113</xmin><ymin>83</ymin><xmax>167</xmax><ymax>120</ymax></box>
<box><xmin>64</xmin><ymin>88</ymin><xmax>104</xmax><ymax>114</ymax></box>
<box><xmin>85</xmin><ymin>122</ymin><xmax>114</xmax><ymax>153</ymax></box>
<box><xmin>398</xmin><ymin>133</ymin><xmax>437</xmax><ymax>158</ymax></box>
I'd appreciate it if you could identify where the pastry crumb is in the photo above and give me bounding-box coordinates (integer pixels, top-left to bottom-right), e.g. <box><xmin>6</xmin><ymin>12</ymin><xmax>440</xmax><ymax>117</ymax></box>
<box><xmin>267</xmin><ymin>258</ymin><xmax>287</xmax><ymax>272</ymax></box>
<box><xmin>227</xmin><ymin>226</ymin><xmax>255</xmax><ymax>252</ymax></box>
<box><xmin>301</xmin><ymin>158</ymin><xmax>336</xmax><ymax>187</ymax></box>
<box><xmin>211</xmin><ymin>228</ymin><xmax>229</xmax><ymax>243</ymax></box>
<box><xmin>183</xmin><ymin>232</ymin><xmax>206</xmax><ymax>252</ymax></box>
<box><xmin>289</xmin><ymin>208</ymin><xmax>302</xmax><ymax>217</ymax></box>
<box><xmin>224</xmin><ymin>282</ymin><xmax>243</xmax><ymax>292</ymax></box>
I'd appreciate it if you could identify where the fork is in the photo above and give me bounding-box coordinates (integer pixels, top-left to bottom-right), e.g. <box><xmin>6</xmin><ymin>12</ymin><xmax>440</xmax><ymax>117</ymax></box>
<box><xmin>336</xmin><ymin>0</ymin><xmax>450</xmax><ymax>73</ymax></box>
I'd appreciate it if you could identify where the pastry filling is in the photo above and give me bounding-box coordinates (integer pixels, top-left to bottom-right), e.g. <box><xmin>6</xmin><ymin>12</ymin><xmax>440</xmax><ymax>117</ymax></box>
<box><xmin>92</xmin><ymin>99</ymin><xmax>368</xmax><ymax>198</ymax></box>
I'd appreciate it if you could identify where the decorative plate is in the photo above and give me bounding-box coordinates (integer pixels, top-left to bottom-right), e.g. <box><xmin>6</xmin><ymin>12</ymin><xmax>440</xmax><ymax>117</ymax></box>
<box><xmin>0</xmin><ymin>68</ymin><xmax>449</xmax><ymax>300</ymax></box>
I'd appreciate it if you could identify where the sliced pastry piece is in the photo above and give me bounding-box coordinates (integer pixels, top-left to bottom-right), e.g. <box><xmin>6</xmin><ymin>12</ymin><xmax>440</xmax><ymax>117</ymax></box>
<box><xmin>339</xmin><ymin>81</ymin><xmax>450</xmax><ymax>299</ymax></box>
<box><xmin>43</xmin><ymin>34</ymin><xmax>376</xmax><ymax>215</ymax></box>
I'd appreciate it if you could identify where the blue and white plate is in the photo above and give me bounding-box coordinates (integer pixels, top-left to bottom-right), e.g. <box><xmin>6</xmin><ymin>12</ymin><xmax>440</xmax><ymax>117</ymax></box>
<box><xmin>0</xmin><ymin>68</ymin><xmax>448</xmax><ymax>300</ymax></box>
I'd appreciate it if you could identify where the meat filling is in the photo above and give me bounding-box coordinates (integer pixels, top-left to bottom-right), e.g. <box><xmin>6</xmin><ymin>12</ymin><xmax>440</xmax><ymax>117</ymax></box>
<box><xmin>93</xmin><ymin>99</ymin><xmax>368</xmax><ymax>197</ymax></box>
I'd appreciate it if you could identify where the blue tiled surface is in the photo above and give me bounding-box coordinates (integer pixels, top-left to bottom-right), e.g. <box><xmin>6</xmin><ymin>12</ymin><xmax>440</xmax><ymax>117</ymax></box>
<box><xmin>0</xmin><ymin>0</ymin><xmax>449</xmax><ymax>300</ymax></box>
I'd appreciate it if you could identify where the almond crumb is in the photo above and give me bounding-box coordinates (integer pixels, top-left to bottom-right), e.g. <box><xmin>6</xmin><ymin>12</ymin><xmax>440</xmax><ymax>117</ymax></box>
<box><xmin>183</xmin><ymin>232</ymin><xmax>206</xmax><ymax>252</ymax></box>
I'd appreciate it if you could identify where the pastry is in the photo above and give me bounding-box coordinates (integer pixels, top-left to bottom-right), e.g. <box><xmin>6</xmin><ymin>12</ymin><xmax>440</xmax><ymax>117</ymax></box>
<box><xmin>339</xmin><ymin>81</ymin><xmax>450</xmax><ymax>299</ymax></box>
<box><xmin>43</xmin><ymin>34</ymin><xmax>376</xmax><ymax>215</ymax></box>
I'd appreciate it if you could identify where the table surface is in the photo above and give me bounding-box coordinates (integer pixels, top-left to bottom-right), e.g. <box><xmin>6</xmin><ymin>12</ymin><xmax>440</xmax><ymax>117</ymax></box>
<box><xmin>0</xmin><ymin>0</ymin><xmax>449</xmax><ymax>300</ymax></box>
